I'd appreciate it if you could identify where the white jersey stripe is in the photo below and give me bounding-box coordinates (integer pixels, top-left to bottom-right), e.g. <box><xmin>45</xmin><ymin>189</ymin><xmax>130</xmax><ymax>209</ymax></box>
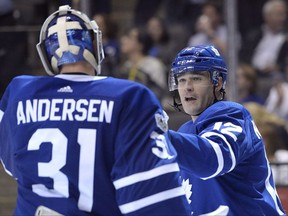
<box><xmin>218</xmin><ymin>133</ymin><xmax>237</xmax><ymax>172</ymax></box>
<box><xmin>0</xmin><ymin>160</ymin><xmax>13</xmax><ymax>177</ymax></box>
<box><xmin>204</xmin><ymin>132</ymin><xmax>236</xmax><ymax>172</ymax></box>
<box><xmin>113</xmin><ymin>163</ymin><xmax>180</xmax><ymax>190</ymax></box>
<box><xmin>200</xmin><ymin>136</ymin><xmax>224</xmax><ymax>180</ymax></box>
<box><xmin>264</xmin><ymin>155</ymin><xmax>285</xmax><ymax>215</ymax></box>
<box><xmin>118</xmin><ymin>186</ymin><xmax>185</xmax><ymax>214</ymax></box>
<box><xmin>200</xmin><ymin>131</ymin><xmax>237</xmax><ymax>180</ymax></box>
<box><xmin>0</xmin><ymin>110</ymin><xmax>3</xmax><ymax>122</ymax></box>
<box><xmin>55</xmin><ymin>74</ymin><xmax>107</xmax><ymax>82</ymax></box>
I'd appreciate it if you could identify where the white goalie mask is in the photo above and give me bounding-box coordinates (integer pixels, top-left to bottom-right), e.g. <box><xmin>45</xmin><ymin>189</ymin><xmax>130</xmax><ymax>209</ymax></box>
<box><xmin>36</xmin><ymin>5</ymin><xmax>105</xmax><ymax>75</ymax></box>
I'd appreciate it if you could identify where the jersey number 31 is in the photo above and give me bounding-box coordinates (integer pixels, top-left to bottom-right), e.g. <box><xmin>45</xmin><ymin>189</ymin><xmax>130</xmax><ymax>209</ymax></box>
<box><xmin>28</xmin><ymin>128</ymin><xmax>96</xmax><ymax>212</ymax></box>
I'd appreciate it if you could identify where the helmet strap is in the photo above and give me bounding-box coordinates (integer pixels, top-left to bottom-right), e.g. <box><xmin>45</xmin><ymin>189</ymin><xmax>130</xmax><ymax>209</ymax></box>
<box><xmin>169</xmin><ymin>91</ymin><xmax>190</xmax><ymax>116</ymax></box>
<box><xmin>170</xmin><ymin>91</ymin><xmax>183</xmax><ymax>112</ymax></box>
<box><xmin>213</xmin><ymin>85</ymin><xmax>226</xmax><ymax>103</ymax></box>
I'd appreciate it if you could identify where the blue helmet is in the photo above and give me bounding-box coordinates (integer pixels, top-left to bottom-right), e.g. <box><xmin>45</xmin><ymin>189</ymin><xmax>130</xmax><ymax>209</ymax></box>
<box><xmin>169</xmin><ymin>45</ymin><xmax>227</xmax><ymax>91</ymax></box>
<box><xmin>36</xmin><ymin>5</ymin><xmax>104</xmax><ymax>75</ymax></box>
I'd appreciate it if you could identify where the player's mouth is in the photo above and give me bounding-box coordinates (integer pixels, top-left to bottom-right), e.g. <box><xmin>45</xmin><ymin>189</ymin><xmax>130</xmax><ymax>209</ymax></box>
<box><xmin>185</xmin><ymin>96</ymin><xmax>196</xmax><ymax>102</ymax></box>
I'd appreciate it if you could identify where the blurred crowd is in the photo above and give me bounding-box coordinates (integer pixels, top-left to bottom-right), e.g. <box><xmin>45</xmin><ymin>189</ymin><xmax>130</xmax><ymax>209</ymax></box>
<box><xmin>0</xmin><ymin>0</ymin><xmax>288</xmax><ymax>184</ymax></box>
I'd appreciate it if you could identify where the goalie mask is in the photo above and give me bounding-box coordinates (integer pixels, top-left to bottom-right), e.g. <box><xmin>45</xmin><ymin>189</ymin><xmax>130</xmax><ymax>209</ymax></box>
<box><xmin>37</xmin><ymin>5</ymin><xmax>104</xmax><ymax>76</ymax></box>
<box><xmin>169</xmin><ymin>45</ymin><xmax>227</xmax><ymax>91</ymax></box>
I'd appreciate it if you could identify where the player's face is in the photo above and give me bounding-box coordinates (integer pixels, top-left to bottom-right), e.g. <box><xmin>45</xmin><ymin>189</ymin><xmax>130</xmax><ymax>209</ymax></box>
<box><xmin>177</xmin><ymin>71</ymin><xmax>215</xmax><ymax>121</ymax></box>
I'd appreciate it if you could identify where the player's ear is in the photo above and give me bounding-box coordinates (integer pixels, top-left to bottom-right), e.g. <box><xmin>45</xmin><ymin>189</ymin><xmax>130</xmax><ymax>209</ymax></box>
<box><xmin>215</xmin><ymin>76</ymin><xmax>223</xmax><ymax>91</ymax></box>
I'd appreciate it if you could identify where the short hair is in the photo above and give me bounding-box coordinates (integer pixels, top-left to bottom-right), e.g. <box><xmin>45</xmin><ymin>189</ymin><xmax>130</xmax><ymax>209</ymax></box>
<box><xmin>262</xmin><ymin>0</ymin><xmax>287</xmax><ymax>17</ymax></box>
<box><xmin>238</xmin><ymin>63</ymin><xmax>258</xmax><ymax>94</ymax></box>
<box><xmin>124</xmin><ymin>26</ymin><xmax>153</xmax><ymax>55</ymax></box>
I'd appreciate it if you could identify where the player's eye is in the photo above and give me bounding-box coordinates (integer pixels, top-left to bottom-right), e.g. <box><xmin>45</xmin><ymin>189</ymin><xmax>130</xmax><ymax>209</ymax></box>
<box><xmin>192</xmin><ymin>76</ymin><xmax>202</xmax><ymax>81</ymax></box>
<box><xmin>178</xmin><ymin>78</ymin><xmax>186</xmax><ymax>83</ymax></box>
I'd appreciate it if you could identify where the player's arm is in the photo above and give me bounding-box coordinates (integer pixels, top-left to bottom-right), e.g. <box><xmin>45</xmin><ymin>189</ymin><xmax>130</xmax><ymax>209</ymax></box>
<box><xmin>111</xmin><ymin>85</ymin><xmax>189</xmax><ymax>215</ymax></box>
<box><xmin>0</xmin><ymin>82</ymin><xmax>16</xmax><ymax>178</ymax></box>
<box><xmin>167</xmin><ymin>112</ymin><xmax>253</xmax><ymax>179</ymax></box>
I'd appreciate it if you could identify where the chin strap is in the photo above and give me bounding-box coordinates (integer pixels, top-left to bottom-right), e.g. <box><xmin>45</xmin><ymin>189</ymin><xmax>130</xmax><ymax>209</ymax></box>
<box><xmin>213</xmin><ymin>86</ymin><xmax>226</xmax><ymax>103</ymax></box>
<box><xmin>169</xmin><ymin>91</ymin><xmax>184</xmax><ymax>111</ymax></box>
<box><xmin>169</xmin><ymin>91</ymin><xmax>191</xmax><ymax>116</ymax></box>
<box><xmin>172</xmin><ymin>97</ymin><xmax>182</xmax><ymax>112</ymax></box>
<box><xmin>221</xmin><ymin>89</ymin><xmax>226</xmax><ymax>100</ymax></box>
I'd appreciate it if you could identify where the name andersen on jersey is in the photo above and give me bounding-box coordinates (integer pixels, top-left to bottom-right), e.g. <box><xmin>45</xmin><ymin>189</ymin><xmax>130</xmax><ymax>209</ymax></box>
<box><xmin>16</xmin><ymin>98</ymin><xmax>114</xmax><ymax>125</ymax></box>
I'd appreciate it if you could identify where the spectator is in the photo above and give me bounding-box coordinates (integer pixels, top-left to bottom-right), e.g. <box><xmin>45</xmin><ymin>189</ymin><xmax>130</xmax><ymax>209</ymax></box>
<box><xmin>240</xmin><ymin>0</ymin><xmax>288</xmax><ymax>100</ymax></box>
<box><xmin>244</xmin><ymin>102</ymin><xmax>288</xmax><ymax>160</ymax></box>
<box><xmin>133</xmin><ymin>0</ymin><xmax>210</xmax><ymax>52</ymax></box>
<box><xmin>244</xmin><ymin>102</ymin><xmax>288</xmax><ymax>185</ymax></box>
<box><xmin>187</xmin><ymin>1</ymin><xmax>230</xmax><ymax>56</ymax></box>
<box><xmin>236</xmin><ymin>63</ymin><xmax>265</xmax><ymax>105</ymax></box>
<box><xmin>133</xmin><ymin>0</ymin><xmax>210</xmax><ymax>33</ymax></box>
<box><xmin>119</xmin><ymin>26</ymin><xmax>167</xmax><ymax>102</ymax></box>
<box><xmin>146</xmin><ymin>16</ymin><xmax>180</xmax><ymax>67</ymax></box>
<box><xmin>265</xmin><ymin>75</ymin><xmax>288</xmax><ymax>122</ymax></box>
<box><xmin>93</xmin><ymin>13</ymin><xmax>120</xmax><ymax>76</ymax></box>
<box><xmin>240</xmin><ymin>0</ymin><xmax>287</xmax><ymax>75</ymax></box>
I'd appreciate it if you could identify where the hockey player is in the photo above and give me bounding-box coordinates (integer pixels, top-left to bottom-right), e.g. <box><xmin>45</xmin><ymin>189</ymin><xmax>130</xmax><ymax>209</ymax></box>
<box><xmin>0</xmin><ymin>5</ymin><xmax>189</xmax><ymax>215</ymax></box>
<box><xmin>167</xmin><ymin>45</ymin><xmax>287</xmax><ymax>215</ymax></box>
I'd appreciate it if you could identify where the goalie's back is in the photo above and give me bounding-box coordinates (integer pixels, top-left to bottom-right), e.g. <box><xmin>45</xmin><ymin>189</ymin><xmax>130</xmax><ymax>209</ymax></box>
<box><xmin>0</xmin><ymin>74</ymin><xmax>190</xmax><ymax>215</ymax></box>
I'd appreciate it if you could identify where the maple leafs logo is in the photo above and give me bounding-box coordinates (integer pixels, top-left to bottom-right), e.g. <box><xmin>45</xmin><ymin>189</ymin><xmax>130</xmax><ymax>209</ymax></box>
<box><xmin>182</xmin><ymin>178</ymin><xmax>192</xmax><ymax>204</ymax></box>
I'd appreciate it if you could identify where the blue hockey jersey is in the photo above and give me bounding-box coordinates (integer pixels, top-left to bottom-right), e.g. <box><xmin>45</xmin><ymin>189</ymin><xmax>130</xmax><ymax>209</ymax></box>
<box><xmin>0</xmin><ymin>74</ymin><xmax>189</xmax><ymax>215</ymax></box>
<box><xmin>167</xmin><ymin>101</ymin><xmax>286</xmax><ymax>216</ymax></box>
